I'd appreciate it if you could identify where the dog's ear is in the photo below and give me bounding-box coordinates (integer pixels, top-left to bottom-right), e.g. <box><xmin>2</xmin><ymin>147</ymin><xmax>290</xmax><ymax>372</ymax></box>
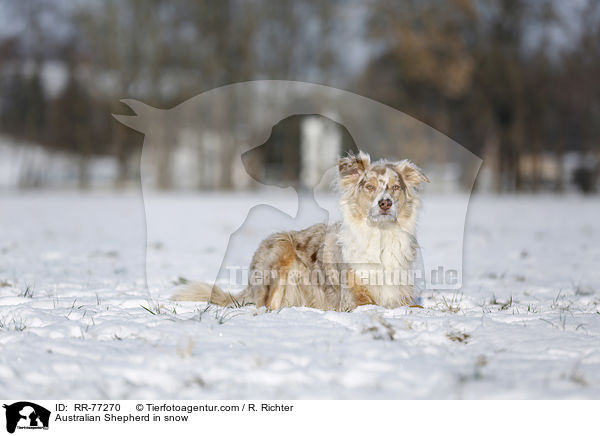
<box><xmin>395</xmin><ymin>160</ymin><xmax>430</xmax><ymax>187</ymax></box>
<box><xmin>338</xmin><ymin>151</ymin><xmax>370</xmax><ymax>187</ymax></box>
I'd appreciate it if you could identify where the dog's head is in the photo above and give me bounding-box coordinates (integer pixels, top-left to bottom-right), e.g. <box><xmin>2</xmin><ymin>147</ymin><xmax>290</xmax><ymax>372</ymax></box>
<box><xmin>337</xmin><ymin>151</ymin><xmax>429</xmax><ymax>229</ymax></box>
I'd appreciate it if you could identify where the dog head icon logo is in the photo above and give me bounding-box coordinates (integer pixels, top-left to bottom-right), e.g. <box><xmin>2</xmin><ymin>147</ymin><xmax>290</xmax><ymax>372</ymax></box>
<box><xmin>3</xmin><ymin>402</ymin><xmax>50</xmax><ymax>433</ymax></box>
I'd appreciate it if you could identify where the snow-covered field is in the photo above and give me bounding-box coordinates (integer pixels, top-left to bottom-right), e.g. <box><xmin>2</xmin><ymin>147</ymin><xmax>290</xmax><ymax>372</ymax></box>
<box><xmin>1</xmin><ymin>190</ymin><xmax>599</xmax><ymax>399</ymax></box>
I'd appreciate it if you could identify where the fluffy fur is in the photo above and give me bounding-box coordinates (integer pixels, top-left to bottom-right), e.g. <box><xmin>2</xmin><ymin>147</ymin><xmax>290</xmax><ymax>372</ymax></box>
<box><xmin>172</xmin><ymin>150</ymin><xmax>429</xmax><ymax>310</ymax></box>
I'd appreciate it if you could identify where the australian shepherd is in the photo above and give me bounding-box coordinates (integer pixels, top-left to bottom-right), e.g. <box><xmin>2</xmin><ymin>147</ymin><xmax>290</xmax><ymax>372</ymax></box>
<box><xmin>173</xmin><ymin>151</ymin><xmax>429</xmax><ymax>310</ymax></box>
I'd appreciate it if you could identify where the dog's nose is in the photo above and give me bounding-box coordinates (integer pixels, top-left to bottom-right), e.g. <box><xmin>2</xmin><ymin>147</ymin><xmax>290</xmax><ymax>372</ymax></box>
<box><xmin>378</xmin><ymin>198</ymin><xmax>392</xmax><ymax>211</ymax></box>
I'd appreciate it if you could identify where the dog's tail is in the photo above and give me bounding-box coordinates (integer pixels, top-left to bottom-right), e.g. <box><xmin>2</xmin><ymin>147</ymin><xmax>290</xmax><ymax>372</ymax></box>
<box><xmin>171</xmin><ymin>282</ymin><xmax>254</xmax><ymax>307</ymax></box>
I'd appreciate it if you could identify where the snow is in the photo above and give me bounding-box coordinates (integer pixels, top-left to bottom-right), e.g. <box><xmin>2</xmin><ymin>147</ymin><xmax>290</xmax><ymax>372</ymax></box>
<box><xmin>1</xmin><ymin>191</ymin><xmax>599</xmax><ymax>399</ymax></box>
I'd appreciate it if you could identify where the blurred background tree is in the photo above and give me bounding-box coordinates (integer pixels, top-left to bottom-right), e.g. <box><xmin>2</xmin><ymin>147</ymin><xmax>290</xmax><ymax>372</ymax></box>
<box><xmin>0</xmin><ymin>0</ymin><xmax>598</xmax><ymax>192</ymax></box>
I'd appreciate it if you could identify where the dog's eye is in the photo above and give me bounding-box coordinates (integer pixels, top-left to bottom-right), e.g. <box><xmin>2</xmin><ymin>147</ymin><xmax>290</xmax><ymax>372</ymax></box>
<box><xmin>365</xmin><ymin>184</ymin><xmax>376</xmax><ymax>192</ymax></box>
<box><xmin>391</xmin><ymin>184</ymin><xmax>402</xmax><ymax>191</ymax></box>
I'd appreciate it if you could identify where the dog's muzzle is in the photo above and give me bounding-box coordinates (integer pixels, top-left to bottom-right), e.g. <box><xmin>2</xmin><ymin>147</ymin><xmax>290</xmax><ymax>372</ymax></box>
<box><xmin>369</xmin><ymin>194</ymin><xmax>398</xmax><ymax>223</ymax></box>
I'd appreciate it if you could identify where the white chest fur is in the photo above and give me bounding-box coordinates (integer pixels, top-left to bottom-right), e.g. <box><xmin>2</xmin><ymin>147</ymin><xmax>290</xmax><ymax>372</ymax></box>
<box><xmin>338</xmin><ymin>221</ymin><xmax>416</xmax><ymax>307</ymax></box>
<box><xmin>339</xmin><ymin>221</ymin><xmax>414</xmax><ymax>265</ymax></box>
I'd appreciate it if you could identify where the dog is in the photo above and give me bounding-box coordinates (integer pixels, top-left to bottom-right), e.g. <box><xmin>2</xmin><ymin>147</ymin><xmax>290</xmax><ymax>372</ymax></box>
<box><xmin>172</xmin><ymin>151</ymin><xmax>429</xmax><ymax>311</ymax></box>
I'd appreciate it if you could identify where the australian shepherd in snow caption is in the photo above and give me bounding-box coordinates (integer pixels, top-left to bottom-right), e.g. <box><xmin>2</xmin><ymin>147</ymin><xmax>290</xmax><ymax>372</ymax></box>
<box><xmin>173</xmin><ymin>151</ymin><xmax>429</xmax><ymax>311</ymax></box>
